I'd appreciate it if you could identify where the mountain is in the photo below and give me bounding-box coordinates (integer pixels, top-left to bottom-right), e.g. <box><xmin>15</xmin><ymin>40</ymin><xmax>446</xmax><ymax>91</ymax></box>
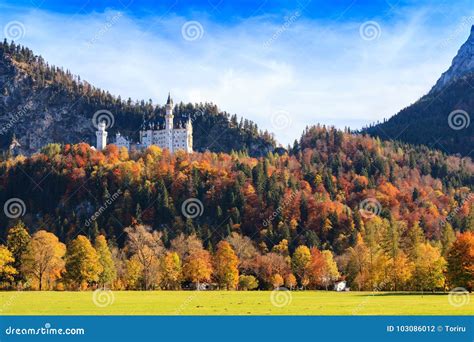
<box><xmin>431</xmin><ymin>25</ymin><xmax>474</xmax><ymax>93</ymax></box>
<box><xmin>365</xmin><ymin>26</ymin><xmax>474</xmax><ymax>157</ymax></box>
<box><xmin>0</xmin><ymin>41</ymin><xmax>275</xmax><ymax>157</ymax></box>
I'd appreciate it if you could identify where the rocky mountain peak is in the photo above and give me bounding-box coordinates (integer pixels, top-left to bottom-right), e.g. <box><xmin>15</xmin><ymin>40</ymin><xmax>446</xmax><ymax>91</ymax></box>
<box><xmin>430</xmin><ymin>25</ymin><xmax>474</xmax><ymax>94</ymax></box>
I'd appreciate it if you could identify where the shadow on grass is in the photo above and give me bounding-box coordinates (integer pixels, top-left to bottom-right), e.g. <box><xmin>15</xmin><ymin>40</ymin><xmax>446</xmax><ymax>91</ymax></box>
<box><xmin>353</xmin><ymin>292</ymin><xmax>452</xmax><ymax>297</ymax></box>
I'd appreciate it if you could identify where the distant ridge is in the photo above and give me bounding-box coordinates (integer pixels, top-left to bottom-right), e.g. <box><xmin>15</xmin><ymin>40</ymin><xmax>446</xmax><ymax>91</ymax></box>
<box><xmin>0</xmin><ymin>40</ymin><xmax>276</xmax><ymax>157</ymax></box>
<box><xmin>365</xmin><ymin>26</ymin><xmax>474</xmax><ymax>157</ymax></box>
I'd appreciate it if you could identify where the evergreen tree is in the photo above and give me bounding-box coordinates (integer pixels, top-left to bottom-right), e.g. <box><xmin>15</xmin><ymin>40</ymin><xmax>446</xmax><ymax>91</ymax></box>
<box><xmin>6</xmin><ymin>221</ymin><xmax>30</xmax><ymax>283</ymax></box>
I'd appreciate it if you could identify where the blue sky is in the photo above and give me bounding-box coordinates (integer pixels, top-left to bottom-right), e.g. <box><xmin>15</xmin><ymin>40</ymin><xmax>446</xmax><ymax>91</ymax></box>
<box><xmin>1</xmin><ymin>0</ymin><xmax>473</xmax><ymax>145</ymax></box>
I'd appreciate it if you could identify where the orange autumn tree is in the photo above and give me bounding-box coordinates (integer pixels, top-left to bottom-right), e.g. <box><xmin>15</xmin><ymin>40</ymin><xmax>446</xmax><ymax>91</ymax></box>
<box><xmin>309</xmin><ymin>247</ymin><xmax>326</xmax><ymax>288</ymax></box>
<box><xmin>184</xmin><ymin>248</ymin><xmax>213</xmax><ymax>289</ymax></box>
<box><xmin>447</xmin><ymin>232</ymin><xmax>474</xmax><ymax>291</ymax></box>
<box><xmin>21</xmin><ymin>230</ymin><xmax>66</xmax><ymax>290</ymax></box>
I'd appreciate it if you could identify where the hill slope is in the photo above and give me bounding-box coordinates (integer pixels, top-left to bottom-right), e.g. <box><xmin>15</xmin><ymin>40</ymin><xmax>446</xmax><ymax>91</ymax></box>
<box><xmin>0</xmin><ymin>41</ymin><xmax>275</xmax><ymax>157</ymax></box>
<box><xmin>1</xmin><ymin>126</ymin><xmax>472</xmax><ymax>252</ymax></box>
<box><xmin>366</xmin><ymin>26</ymin><xmax>474</xmax><ymax>156</ymax></box>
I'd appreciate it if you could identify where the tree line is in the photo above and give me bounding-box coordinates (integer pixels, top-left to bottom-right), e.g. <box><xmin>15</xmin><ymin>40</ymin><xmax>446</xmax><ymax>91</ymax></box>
<box><xmin>0</xmin><ymin>220</ymin><xmax>472</xmax><ymax>291</ymax></box>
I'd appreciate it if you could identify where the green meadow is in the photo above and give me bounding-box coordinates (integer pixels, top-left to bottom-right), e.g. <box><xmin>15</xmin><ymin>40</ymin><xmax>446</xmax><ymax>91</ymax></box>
<box><xmin>0</xmin><ymin>291</ymin><xmax>472</xmax><ymax>315</ymax></box>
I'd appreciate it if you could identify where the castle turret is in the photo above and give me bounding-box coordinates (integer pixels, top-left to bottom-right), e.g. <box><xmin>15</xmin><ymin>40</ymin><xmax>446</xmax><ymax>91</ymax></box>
<box><xmin>165</xmin><ymin>92</ymin><xmax>174</xmax><ymax>129</ymax></box>
<box><xmin>96</xmin><ymin>121</ymin><xmax>108</xmax><ymax>151</ymax></box>
<box><xmin>185</xmin><ymin>117</ymin><xmax>193</xmax><ymax>153</ymax></box>
<box><xmin>165</xmin><ymin>93</ymin><xmax>174</xmax><ymax>152</ymax></box>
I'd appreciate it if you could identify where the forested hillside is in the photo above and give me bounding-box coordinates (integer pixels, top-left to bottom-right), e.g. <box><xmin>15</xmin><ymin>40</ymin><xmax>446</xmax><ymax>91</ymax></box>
<box><xmin>365</xmin><ymin>72</ymin><xmax>474</xmax><ymax>156</ymax></box>
<box><xmin>0</xmin><ymin>126</ymin><xmax>472</xmax><ymax>290</ymax></box>
<box><xmin>0</xmin><ymin>40</ymin><xmax>275</xmax><ymax>157</ymax></box>
<box><xmin>366</xmin><ymin>26</ymin><xmax>474</xmax><ymax>156</ymax></box>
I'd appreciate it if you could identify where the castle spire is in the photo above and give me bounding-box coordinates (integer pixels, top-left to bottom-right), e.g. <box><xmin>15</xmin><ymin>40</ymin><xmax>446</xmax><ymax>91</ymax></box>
<box><xmin>166</xmin><ymin>92</ymin><xmax>173</xmax><ymax>106</ymax></box>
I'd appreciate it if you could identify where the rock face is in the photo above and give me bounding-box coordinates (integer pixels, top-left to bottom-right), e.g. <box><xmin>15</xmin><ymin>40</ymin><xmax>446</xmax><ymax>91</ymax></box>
<box><xmin>431</xmin><ymin>25</ymin><xmax>474</xmax><ymax>94</ymax></box>
<box><xmin>0</xmin><ymin>53</ymin><xmax>121</xmax><ymax>155</ymax></box>
<box><xmin>0</xmin><ymin>42</ymin><xmax>275</xmax><ymax>157</ymax></box>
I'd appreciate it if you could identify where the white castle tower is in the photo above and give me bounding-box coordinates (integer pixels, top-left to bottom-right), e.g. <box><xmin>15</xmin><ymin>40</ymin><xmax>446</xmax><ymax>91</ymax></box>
<box><xmin>165</xmin><ymin>93</ymin><xmax>174</xmax><ymax>152</ymax></box>
<box><xmin>96</xmin><ymin>121</ymin><xmax>107</xmax><ymax>151</ymax></box>
<box><xmin>185</xmin><ymin>117</ymin><xmax>193</xmax><ymax>153</ymax></box>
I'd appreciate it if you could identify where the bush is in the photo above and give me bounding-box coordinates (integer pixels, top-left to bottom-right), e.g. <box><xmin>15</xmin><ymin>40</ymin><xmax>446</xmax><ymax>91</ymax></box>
<box><xmin>238</xmin><ymin>275</ymin><xmax>259</xmax><ymax>290</ymax></box>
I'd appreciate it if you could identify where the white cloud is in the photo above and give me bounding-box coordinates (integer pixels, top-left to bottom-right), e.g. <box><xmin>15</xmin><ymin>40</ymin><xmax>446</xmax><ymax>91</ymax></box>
<box><xmin>1</xmin><ymin>7</ymin><xmax>472</xmax><ymax>145</ymax></box>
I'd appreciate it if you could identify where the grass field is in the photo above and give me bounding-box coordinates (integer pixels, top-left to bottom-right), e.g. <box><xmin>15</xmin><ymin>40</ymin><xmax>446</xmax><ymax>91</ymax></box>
<box><xmin>0</xmin><ymin>291</ymin><xmax>472</xmax><ymax>315</ymax></box>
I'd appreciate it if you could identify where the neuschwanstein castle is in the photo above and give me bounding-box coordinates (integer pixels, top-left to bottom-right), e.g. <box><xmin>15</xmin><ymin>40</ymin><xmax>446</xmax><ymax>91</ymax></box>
<box><xmin>96</xmin><ymin>94</ymin><xmax>193</xmax><ymax>153</ymax></box>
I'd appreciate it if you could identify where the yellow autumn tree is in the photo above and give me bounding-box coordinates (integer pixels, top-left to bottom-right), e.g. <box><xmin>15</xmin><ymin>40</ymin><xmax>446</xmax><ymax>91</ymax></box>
<box><xmin>64</xmin><ymin>235</ymin><xmax>102</xmax><ymax>290</ymax></box>
<box><xmin>412</xmin><ymin>243</ymin><xmax>446</xmax><ymax>291</ymax></box>
<box><xmin>160</xmin><ymin>252</ymin><xmax>182</xmax><ymax>290</ymax></box>
<box><xmin>21</xmin><ymin>230</ymin><xmax>66</xmax><ymax>290</ymax></box>
<box><xmin>291</xmin><ymin>245</ymin><xmax>311</xmax><ymax>288</ymax></box>
<box><xmin>320</xmin><ymin>250</ymin><xmax>340</xmax><ymax>290</ymax></box>
<box><xmin>0</xmin><ymin>245</ymin><xmax>17</xmax><ymax>285</ymax></box>
<box><xmin>346</xmin><ymin>233</ymin><xmax>371</xmax><ymax>290</ymax></box>
<box><xmin>125</xmin><ymin>255</ymin><xmax>143</xmax><ymax>290</ymax></box>
<box><xmin>94</xmin><ymin>235</ymin><xmax>117</xmax><ymax>288</ymax></box>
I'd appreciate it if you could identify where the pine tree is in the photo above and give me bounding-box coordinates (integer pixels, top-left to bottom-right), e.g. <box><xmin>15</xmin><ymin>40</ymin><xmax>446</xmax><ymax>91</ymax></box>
<box><xmin>6</xmin><ymin>221</ymin><xmax>30</xmax><ymax>283</ymax></box>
